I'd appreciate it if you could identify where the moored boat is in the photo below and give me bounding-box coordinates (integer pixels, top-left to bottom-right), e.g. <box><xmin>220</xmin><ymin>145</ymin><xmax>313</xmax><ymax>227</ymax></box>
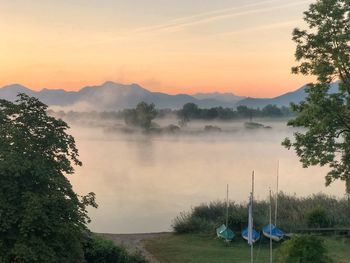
<box><xmin>262</xmin><ymin>223</ymin><xmax>284</xmax><ymax>241</ymax></box>
<box><xmin>216</xmin><ymin>224</ymin><xmax>235</xmax><ymax>241</ymax></box>
<box><xmin>241</xmin><ymin>227</ymin><xmax>260</xmax><ymax>243</ymax></box>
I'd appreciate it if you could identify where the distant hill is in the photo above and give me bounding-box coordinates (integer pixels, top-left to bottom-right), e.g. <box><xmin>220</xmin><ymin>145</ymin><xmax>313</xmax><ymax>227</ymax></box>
<box><xmin>0</xmin><ymin>82</ymin><xmax>235</xmax><ymax>110</ymax></box>
<box><xmin>0</xmin><ymin>81</ymin><xmax>340</xmax><ymax>110</ymax></box>
<box><xmin>192</xmin><ymin>92</ymin><xmax>245</xmax><ymax>104</ymax></box>
<box><xmin>237</xmin><ymin>82</ymin><xmax>339</xmax><ymax>108</ymax></box>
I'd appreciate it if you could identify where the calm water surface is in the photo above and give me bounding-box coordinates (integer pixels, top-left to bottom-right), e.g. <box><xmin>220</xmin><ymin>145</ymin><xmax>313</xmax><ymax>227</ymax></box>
<box><xmin>67</xmin><ymin>121</ymin><xmax>346</xmax><ymax>233</ymax></box>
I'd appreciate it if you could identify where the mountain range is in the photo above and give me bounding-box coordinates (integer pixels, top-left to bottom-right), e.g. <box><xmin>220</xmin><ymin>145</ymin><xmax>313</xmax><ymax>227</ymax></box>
<box><xmin>238</xmin><ymin>81</ymin><xmax>339</xmax><ymax>108</ymax></box>
<box><xmin>0</xmin><ymin>81</ymin><xmax>339</xmax><ymax>110</ymax></box>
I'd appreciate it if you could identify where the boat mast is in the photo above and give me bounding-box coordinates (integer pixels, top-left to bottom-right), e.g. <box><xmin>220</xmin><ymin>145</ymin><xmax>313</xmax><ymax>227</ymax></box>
<box><xmin>275</xmin><ymin>161</ymin><xmax>279</xmax><ymax>226</ymax></box>
<box><xmin>226</xmin><ymin>184</ymin><xmax>229</xmax><ymax>227</ymax></box>
<box><xmin>269</xmin><ymin>189</ymin><xmax>273</xmax><ymax>263</ymax></box>
<box><xmin>251</xmin><ymin>171</ymin><xmax>254</xmax><ymax>263</ymax></box>
<box><xmin>252</xmin><ymin>171</ymin><xmax>254</xmax><ymax>208</ymax></box>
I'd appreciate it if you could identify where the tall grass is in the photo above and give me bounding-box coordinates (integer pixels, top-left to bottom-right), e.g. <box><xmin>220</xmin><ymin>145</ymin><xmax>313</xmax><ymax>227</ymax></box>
<box><xmin>172</xmin><ymin>193</ymin><xmax>350</xmax><ymax>234</ymax></box>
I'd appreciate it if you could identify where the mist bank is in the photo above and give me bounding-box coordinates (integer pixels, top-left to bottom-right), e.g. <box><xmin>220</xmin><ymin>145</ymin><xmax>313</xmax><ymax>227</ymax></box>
<box><xmin>49</xmin><ymin>102</ymin><xmax>294</xmax><ymax>136</ymax></box>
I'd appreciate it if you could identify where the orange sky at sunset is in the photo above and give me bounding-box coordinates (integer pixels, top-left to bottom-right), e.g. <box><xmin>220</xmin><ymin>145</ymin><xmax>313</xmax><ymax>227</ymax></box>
<box><xmin>0</xmin><ymin>0</ymin><xmax>316</xmax><ymax>97</ymax></box>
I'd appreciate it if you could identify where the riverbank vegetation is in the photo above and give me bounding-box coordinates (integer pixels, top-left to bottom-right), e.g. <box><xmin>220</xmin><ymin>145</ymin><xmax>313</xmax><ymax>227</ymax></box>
<box><xmin>172</xmin><ymin>193</ymin><xmax>350</xmax><ymax>234</ymax></box>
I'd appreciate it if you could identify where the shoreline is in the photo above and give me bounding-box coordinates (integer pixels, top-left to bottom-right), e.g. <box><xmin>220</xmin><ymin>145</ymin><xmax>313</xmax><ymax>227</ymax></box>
<box><xmin>96</xmin><ymin>232</ymin><xmax>171</xmax><ymax>263</ymax></box>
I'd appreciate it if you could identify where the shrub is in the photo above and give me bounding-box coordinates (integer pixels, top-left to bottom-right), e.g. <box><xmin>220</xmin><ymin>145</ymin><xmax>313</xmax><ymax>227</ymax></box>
<box><xmin>278</xmin><ymin>235</ymin><xmax>332</xmax><ymax>263</ymax></box>
<box><xmin>172</xmin><ymin>212</ymin><xmax>215</xmax><ymax>234</ymax></box>
<box><xmin>306</xmin><ymin>206</ymin><xmax>331</xmax><ymax>228</ymax></box>
<box><xmin>83</xmin><ymin>235</ymin><xmax>148</xmax><ymax>263</ymax></box>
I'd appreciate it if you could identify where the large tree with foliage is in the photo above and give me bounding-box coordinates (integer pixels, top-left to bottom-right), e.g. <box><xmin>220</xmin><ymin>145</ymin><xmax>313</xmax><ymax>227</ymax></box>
<box><xmin>177</xmin><ymin>103</ymin><xmax>200</xmax><ymax>126</ymax></box>
<box><xmin>123</xmin><ymin>102</ymin><xmax>157</xmax><ymax>130</ymax></box>
<box><xmin>283</xmin><ymin>0</ymin><xmax>350</xmax><ymax>193</ymax></box>
<box><xmin>0</xmin><ymin>94</ymin><xmax>97</xmax><ymax>262</ymax></box>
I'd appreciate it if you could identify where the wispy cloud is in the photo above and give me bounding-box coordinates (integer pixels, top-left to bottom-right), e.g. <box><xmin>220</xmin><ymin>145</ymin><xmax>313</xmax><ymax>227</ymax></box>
<box><xmin>218</xmin><ymin>19</ymin><xmax>303</xmax><ymax>37</ymax></box>
<box><xmin>133</xmin><ymin>0</ymin><xmax>312</xmax><ymax>35</ymax></box>
<box><xmin>134</xmin><ymin>0</ymin><xmax>279</xmax><ymax>33</ymax></box>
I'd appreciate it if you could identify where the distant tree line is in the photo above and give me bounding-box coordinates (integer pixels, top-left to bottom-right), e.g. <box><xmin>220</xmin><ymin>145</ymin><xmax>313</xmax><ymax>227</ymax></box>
<box><xmin>49</xmin><ymin>102</ymin><xmax>294</xmax><ymax>125</ymax></box>
<box><xmin>177</xmin><ymin>103</ymin><xmax>294</xmax><ymax>123</ymax></box>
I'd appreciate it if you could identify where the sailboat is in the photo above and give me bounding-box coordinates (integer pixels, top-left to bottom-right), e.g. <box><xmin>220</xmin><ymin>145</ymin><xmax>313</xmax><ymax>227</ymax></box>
<box><xmin>216</xmin><ymin>184</ymin><xmax>235</xmax><ymax>241</ymax></box>
<box><xmin>262</xmin><ymin>224</ymin><xmax>284</xmax><ymax>242</ymax></box>
<box><xmin>241</xmin><ymin>228</ymin><xmax>260</xmax><ymax>243</ymax></box>
<box><xmin>262</xmin><ymin>162</ymin><xmax>284</xmax><ymax>242</ymax></box>
<box><xmin>216</xmin><ymin>224</ymin><xmax>235</xmax><ymax>241</ymax></box>
<box><xmin>242</xmin><ymin>172</ymin><xmax>260</xmax><ymax>244</ymax></box>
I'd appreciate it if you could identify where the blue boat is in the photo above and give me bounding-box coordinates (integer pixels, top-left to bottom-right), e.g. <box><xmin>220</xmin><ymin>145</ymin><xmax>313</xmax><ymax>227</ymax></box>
<box><xmin>241</xmin><ymin>228</ymin><xmax>260</xmax><ymax>243</ymax></box>
<box><xmin>262</xmin><ymin>224</ymin><xmax>284</xmax><ymax>241</ymax></box>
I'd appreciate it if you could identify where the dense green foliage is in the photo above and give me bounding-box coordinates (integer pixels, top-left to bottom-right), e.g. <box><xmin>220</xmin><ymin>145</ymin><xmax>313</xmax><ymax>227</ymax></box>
<box><xmin>306</xmin><ymin>206</ymin><xmax>330</xmax><ymax>228</ymax></box>
<box><xmin>0</xmin><ymin>94</ymin><xmax>97</xmax><ymax>262</ymax></box>
<box><xmin>283</xmin><ymin>0</ymin><xmax>350</xmax><ymax>193</ymax></box>
<box><xmin>278</xmin><ymin>235</ymin><xmax>332</xmax><ymax>263</ymax></box>
<box><xmin>178</xmin><ymin>103</ymin><xmax>293</xmax><ymax>122</ymax></box>
<box><xmin>83</xmin><ymin>235</ymin><xmax>148</xmax><ymax>263</ymax></box>
<box><xmin>172</xmin><ymin>193</ymin><xmax>350</xmax><ymax>234</ymax></box>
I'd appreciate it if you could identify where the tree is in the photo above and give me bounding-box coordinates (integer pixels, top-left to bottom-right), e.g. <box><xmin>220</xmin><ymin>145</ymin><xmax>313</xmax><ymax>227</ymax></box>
<box><xmin>262</xmin><ymin>104</ymin><xmax>283</xmax><ymax>117</ymax></box>
<box><xmin>177</xmin><ymin>103</ymin><xmax>200</xmax><ymax>125</ymax></box>
<box><xmin>123</xmin><ymin>102</ymin><xmax>157</xmax><ymax>130</ymax></box>
<box><xmin>283</xmin><ymin>0</ymin><xmax>350</xmax><ymax>193</ymax></box>
<box><xmin>135</xmin><ymin>102</ymin><xmax>157</xmax><ymax>129</ymax></box>
<box><xmin>236</xmin><ymin>105</ymin><xmax>255</xmax><ymax>120</ymax></box>
<box><xmin>0</xmin><ymin>94</ymin><xmax>97</xmax><ymax>262</ymax></box>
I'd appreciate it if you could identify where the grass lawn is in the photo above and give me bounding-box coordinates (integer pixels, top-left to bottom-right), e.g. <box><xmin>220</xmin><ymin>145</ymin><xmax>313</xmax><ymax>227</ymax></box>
<box><xmin>144</xmin><ymin>234</ymin><xmax>350</xmax><ymax>263</ymax></box>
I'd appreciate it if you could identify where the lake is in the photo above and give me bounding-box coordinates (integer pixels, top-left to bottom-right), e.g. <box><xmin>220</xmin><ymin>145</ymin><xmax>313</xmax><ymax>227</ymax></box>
<box><xmin>67</xmin><ymin>120</ymin><xmax>346</xmax><ymax>233</ymax></box>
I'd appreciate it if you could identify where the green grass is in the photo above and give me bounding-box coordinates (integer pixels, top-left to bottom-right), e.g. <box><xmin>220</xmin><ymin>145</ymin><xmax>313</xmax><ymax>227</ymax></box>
<box><xmin>144</xmin><ymin>234</ymin><xmax>350</xmax><ymax>263</ymax></box>
<box><xmin>325</xmin><ymin>236</ymin><xmax>350</xmax><ymax>263</ymax></box>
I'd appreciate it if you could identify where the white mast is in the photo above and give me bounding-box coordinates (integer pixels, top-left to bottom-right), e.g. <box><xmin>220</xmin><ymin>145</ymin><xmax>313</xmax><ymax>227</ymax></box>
<box><xmin>226</xmin><ymin>184</ymin><xmax>229</xmax><ymax>227</ymax></box>
<box><xmin>248</xmin><ymin>192</ymin><xmax>253</xmax><ymax>263</ymax></box>
<box><xmin>252</xmin><ymin>171</ymin><xmax>254</xmax><ymax>207</ymax></box>
<box><xmin>275</xmin><ymin>160</ymin><xmax>279</xmax><ymax>226</ymax></box>
<box><xmin>251</xmin><ymin>171</ymin><xmax>254</xmax><ymax>263</ymax></box>
<box><xmin>269</xmin><ymin>189</ymin><xmax>273</xmax><ymax>263</ymax></box>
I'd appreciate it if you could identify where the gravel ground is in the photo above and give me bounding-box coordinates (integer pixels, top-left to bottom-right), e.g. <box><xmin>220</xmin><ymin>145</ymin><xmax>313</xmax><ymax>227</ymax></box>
<box><xmin>97</xmin><ymin>232</ymin><xmax>170</xmax><ymax>263</ymax></box>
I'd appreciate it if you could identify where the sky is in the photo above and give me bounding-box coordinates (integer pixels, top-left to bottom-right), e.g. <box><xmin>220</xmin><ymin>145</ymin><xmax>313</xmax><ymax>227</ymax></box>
<box><xmin>0</xmin><ymin>0</ymin><xmax>316</xmax><ymax>97</ymax></box>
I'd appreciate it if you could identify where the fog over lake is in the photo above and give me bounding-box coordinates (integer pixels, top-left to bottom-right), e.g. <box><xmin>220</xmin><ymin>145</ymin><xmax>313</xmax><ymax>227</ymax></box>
<box><xmin>67</xmin><ymin>120</ymin><xmax>346</xmax><ymax>234</ymax></box>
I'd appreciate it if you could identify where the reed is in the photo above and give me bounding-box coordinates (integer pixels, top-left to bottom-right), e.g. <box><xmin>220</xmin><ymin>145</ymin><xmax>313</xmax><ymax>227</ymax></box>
<box><xmin>172</xmin><ymin>192</ymin><xmax>350</xmax><ymax>234</ymax></box>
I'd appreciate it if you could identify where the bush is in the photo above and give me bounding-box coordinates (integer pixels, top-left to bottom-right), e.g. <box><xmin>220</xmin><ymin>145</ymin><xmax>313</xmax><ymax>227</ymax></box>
<box><xmin>172</xmin><ymin>212</ymin><xmax>215</xmax><ymax>234</ymax></box>
<box><xmin>278</xmin><ymin>235</ymin><xmax>332</xmax><ymax>263</ymax></box>
<box><xmin>83</xmin><ymin>235</ymin><xmax>148</xmax><ymax>263</ymax></box>
<box><xmin>306</xmin><ymin>206</ymin><xmax>331</xmax><ymax>228</ymax></box>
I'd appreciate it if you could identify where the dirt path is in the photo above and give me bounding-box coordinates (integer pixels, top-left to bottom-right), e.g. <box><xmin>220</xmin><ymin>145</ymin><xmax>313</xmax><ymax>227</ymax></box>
<box><xmin>97</xmin><ymin>232</ymin><xmax>170</xmax><ymax>263</ymax></box>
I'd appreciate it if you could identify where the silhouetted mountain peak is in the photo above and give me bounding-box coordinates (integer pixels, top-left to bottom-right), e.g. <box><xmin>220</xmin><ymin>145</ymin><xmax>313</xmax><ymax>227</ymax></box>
<box><xmin>2</xmin><ymin>84</ymin><xmax>31</xmax><ymax>92</ymax></box>
<box><xmin>0</xmin><ymin>81</ymin><xmax>341</xmax><ymax>110</ymax></box>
